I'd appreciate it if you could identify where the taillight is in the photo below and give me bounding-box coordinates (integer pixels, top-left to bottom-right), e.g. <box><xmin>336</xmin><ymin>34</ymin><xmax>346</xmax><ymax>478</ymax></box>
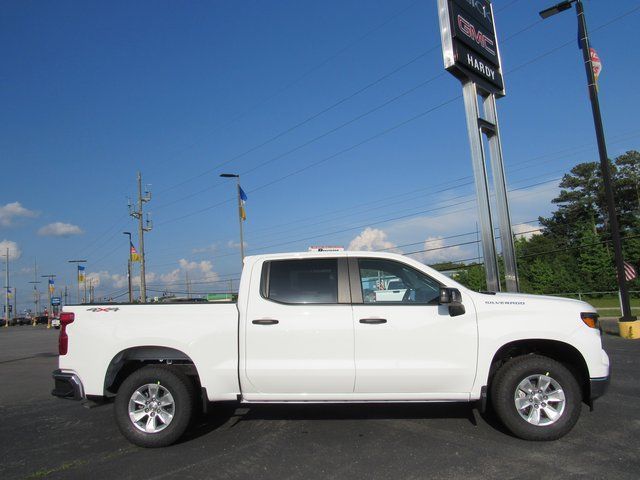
<box><xmin>59</xmin><ymin>312</ymin><xmax>75</xmax><ymax>355</ymax></box>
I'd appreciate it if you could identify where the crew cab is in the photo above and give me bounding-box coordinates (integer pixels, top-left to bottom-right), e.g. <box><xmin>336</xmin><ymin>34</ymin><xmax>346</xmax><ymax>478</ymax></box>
<box><xmin>52</xmin><ymin>251</ymin><xmax>610</xmax><ymax>447</ymax></box>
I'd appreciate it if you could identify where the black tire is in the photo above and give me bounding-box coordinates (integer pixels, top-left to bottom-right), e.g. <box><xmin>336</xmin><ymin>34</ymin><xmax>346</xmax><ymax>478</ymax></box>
<box><xmin>491</xmin><ymin>354</ymin><xmax>582</xmax><ymax>441</ymax></box>
<box><xmin>115</xmin><ymin>366</ymin><xmax>195</xmax><ymax>448</ymax></box>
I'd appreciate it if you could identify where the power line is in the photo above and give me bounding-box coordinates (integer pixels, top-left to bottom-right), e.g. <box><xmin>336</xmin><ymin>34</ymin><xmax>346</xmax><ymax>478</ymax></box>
<box><xmin>156</xmin><ymin>94</ymin><xmax>461</xmax><ymax>227</ymax></box>
<box><xmin>154</xmin><ymin>10</ymin><xmax>627</xmax><ymax>228</ymax></box>
<box><xmin>154</xmin><ymin>178</ymin><xmax>559</xmax><ymax>268</ymax></box>
<box><xmin>153</xmin><ymin>3</ymin><xmax>536</xmax><ymax>205</ymax></box>
<box><xmin>156</xmin><ymin>0</ymin><xmax>424</xmax><ymax>196</ymax></box>
<box><xmin>84</xmin><ymin>5</ymin><xmax>640</xmax><ymax>275</ymax></box>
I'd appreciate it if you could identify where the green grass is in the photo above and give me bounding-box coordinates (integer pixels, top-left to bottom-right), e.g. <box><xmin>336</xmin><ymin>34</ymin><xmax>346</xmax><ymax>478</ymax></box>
<box><xmin>558</xmin><ymin>294</ymin><xmax>640</xmax><ymax>317</ymax></box>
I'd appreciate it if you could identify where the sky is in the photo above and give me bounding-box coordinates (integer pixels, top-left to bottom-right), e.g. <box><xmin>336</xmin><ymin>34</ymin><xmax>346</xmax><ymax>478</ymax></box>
<box><xmin>2</xmin><ymin>0</ymin><xmax>640</xmax><ymax>309</ymax></box>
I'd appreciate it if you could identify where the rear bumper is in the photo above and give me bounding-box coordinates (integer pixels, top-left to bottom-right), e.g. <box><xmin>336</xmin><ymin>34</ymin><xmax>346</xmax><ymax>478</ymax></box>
<box><xmin>51</xmin><ymin>369</ymin><xmax>85</xmax><ymax>400</ymax></box>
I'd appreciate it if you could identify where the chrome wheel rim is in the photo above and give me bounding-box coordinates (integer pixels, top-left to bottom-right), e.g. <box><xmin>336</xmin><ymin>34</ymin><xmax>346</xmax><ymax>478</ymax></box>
<box><xmin>514</xmin><ymin>374</ymin><xmax>566</xmax><ymax>426</ymax></box>
<box><xmin>128</xmin><ymin>383</ymin><xmax>175</xmax><ymax>433</ymax></box>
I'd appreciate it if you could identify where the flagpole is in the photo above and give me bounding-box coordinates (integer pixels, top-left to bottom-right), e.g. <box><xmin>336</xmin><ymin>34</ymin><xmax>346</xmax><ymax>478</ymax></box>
<box><xmin>41</xmin><ymin>274</ymin><xmax>56</xmax><ymax>329</ymax></box>
<box><xmin>237</xmin><ymin>176</ymin><xmax>245</xmax><ymax>263</ymax></box>
<box><xmin>123</xmin><ymin>232</ymin><xmax>134</xmax><ymax>303</ymax></box>
<box><xmin>539</xmin><ymin>0</ymin><xmax>637</xmax><ymax>334</ymax></box>
<box><xmin>220</xmin><ymin>173</ymin><xmax>245</xmax><ymax>268</ymax></box>
<box><xmin>68</xmin><ymin>260</ymin><xmax>87</xmax><ymax>304</ymax></box>
<box><xmin>573</xmin><ymin>0</ymin><xmax>634</xmax><ymax>324</ymax></box>
<box><xmin>4</xmin><ymin>248</ymin><xmax>8</xmax><ymax>327</ymax></box>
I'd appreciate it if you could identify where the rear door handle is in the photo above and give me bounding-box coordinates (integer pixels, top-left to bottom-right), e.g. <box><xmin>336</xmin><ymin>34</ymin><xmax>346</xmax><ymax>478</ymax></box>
<box><xmin>359</xmin><ymin>318</ymin><xmax>387</xmax><ymax>324</ymax></box>
<box><xmin>252</xmin><ymin>319</ymin><xmax>279</xmax><ymax>325</ymax></box>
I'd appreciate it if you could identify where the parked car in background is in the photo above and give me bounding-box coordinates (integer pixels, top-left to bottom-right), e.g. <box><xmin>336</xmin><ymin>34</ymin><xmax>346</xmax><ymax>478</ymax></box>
<box><xmin>373</xmin><ymin>279</ymin><xmax>408</xmax><ymax>302</ymax></box>
<box><xmin>13</xmin><ymin>317</ymin><xmax>30</xmax><ymax>326</ymax></box>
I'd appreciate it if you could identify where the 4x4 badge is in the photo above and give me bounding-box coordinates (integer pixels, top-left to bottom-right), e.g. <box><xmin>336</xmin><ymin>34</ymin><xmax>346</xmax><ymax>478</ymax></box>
<box><xmin>86</xmin><ymin>307</ymin><xmax>120</xmax><ymax>312</ymax></box>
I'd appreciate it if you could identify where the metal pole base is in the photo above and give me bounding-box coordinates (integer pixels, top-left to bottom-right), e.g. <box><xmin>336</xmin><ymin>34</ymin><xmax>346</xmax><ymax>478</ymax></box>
<box><xmin>619</xmin><ymin>320</ymin><xmax>640</xmax><ymax>339</ymax></box>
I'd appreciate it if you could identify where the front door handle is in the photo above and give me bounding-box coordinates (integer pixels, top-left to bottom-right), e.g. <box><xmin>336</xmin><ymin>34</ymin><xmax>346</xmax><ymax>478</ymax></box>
<box><xmin>252</xmin><ymin>319</ymin><xmax>279</xmax><ymax>325</ymax></box>
<box><xmin>359</xmin><ymin>318</ymin><xmax>387</xmax><ymax>324</ymax></box>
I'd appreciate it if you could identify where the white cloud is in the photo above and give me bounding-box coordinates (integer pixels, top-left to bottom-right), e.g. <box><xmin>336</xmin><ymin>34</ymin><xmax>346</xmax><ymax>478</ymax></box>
<box><xmin>412</xmin><ymin>236</ymin><xmax>472</xmax><ymax>265</ymax></box>
<box><xmin>0</xmin><ymin>240</ymin><xmax>21</xmax><ymax>260</ymax></box>
<box><xmin>0</xmin><ymin>202</ymin><xmax>38</xmax><ymax>227</ymax></box>
<box><xmin>226</xmin><ymin>240</ymin><xmax>247</xmax><ymax>250</ymax></box>
<box><xmin>178</xmin><ymin>258</ymin><xmax>219</xmax><ymax>282</ymax></box>
<box><xmin>77</xmin><ymin>258</ymin><xmax>222</xmax><ymax>300</ymax></box>
<box><xmin>85</xmin><ymin>271</ymin><xmax>127</xmax><ymax>288</ymax></box>
<box><xmin>512</xmin><ymin>223</ymin><xmax>541</xmax><ymax>240</ymax></box>
<box><xmin>192</xmin><ymin>243</ymin><xmax>218</xmax><ymax>254</ymax></box>
<box><xmin>38</xmin><ymin>222</ymin><xmax>84</xmax><ymax>237</ymax></box>
<box><xmin>160</xmin><ymin>269</ymin><xmax>181</xmax><ymax>284</ymax></box>
<box><xmin>348</xmin><ymin>228</ymin><xmax>397</xmax><ymax>252</ymax></box>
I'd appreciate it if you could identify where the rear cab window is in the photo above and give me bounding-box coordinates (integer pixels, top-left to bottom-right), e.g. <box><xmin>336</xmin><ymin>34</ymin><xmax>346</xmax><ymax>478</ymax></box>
<box><xmin>261</xmin><ymin>258</ymin><xmax>341</xmax><ymax>304</ymax></box>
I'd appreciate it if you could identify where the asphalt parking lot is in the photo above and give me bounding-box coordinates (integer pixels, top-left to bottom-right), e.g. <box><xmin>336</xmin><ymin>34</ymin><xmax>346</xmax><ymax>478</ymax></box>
<box><xmin>1</xmin><ymin>327</ymin><xmax>638</xmax><ymax>480</ymax></box>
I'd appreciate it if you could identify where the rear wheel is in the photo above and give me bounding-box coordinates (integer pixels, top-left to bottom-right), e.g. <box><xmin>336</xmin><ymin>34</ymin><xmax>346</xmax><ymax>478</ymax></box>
<box><xmin>115</xmin><ymin>366</ymin><xmax>195</xmax><ymax>447</ymax></box>
<box><xmin>491</xmin><ymin>355</ymin><xmax>582</xmax><ymax>441</ymax></box>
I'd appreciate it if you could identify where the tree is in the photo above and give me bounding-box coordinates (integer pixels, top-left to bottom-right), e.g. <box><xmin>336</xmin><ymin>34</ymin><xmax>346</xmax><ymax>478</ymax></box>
<box><xmin>614</xmin><ymin>150</ymin><xmax>640</xmax><ymax>232</ymax></box>
<box><xmin>453</xmin><ymin>264</ymin><xmax>486</xmax><ymax>291</ymax></box>
<box><xmin>540</xmin><ymin>161</ymin><xmax>605</xmax><ymax>239</ymax></box>
<box><xmin>575</xmin><ymin>225</ymin><xmax>616</xmax><ymax>292</ymax></box>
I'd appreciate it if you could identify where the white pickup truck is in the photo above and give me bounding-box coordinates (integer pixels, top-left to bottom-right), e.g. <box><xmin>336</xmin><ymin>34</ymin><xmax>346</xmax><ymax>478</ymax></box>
<box><xmin>52</xmin><ymin>251</ymin><xmax>610</xmax><ymax>447</ymax></box>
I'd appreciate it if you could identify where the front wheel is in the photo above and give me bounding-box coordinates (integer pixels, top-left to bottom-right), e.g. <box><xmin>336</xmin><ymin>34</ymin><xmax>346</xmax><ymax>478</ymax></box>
<box><xmin>115</xmin><ymin>366</ymin><xmax>195</xmax><ymax>447</ymax></box>
<box><xmin>491</xmin><ymin>355</ymin><xmax>582</xmax><ymax>441</ymax></box>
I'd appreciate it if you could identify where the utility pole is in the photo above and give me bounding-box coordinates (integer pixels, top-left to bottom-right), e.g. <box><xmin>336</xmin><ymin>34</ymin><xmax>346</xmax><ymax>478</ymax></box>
<box><xmin>68</xmin><ymin>259</ymin><xmax>87</xmax><ymax>304</ymax></box>
<box><xmin>129</xmin><ymin>172</ymin><xmax>152</xmax><ymax>303</ymax></box>
<box><xmin>41</xmin><ymin>274</ymin><xmax>56</xmax><ymax>329</ymax></box>
<box><xmin>64</xmin><ymin>285</ymin><xmax>68</xmax><ymax>306</ymax></box>
<box><xmin>123</xmin><ymin>232</ymin><xmax>134</xmax><ymax>303</ymax></box>
<box><xmin>540</xmin><ymin>0</ymin><xmax>638</xmax><ymax>336</ymax></box>
<box><xmin>29</xmin><ymin>259</ymin><xmax>41</xmax><ymax>326</ymax></box>
<box><xmin>3</xmin><ymin>248</ymin><xmax>9</xmax><ymax>327</ymax></box>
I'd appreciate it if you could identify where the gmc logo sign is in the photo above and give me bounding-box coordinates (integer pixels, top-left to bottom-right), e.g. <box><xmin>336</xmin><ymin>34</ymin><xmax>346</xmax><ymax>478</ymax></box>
<box><xmin>457</xmin><ymin>14</ymin><xmax>495</xmax><ymax>56</ymax></box>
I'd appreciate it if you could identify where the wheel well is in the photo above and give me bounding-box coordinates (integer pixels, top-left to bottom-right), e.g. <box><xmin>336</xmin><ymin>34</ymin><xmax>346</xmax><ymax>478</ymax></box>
<box><xmin>488</xmin><ymin>339</ymin><xmax>591</xmax><ymax>402</ymax></box>
<box><xmin>104</xmin><ymin>346</ymin><xmax>201</xmax><ymax>396</ymax></box>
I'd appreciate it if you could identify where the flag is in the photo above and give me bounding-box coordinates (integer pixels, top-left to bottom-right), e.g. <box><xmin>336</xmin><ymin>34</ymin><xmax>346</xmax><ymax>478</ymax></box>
<box><xmin>78</xmin><ymin>265</ymin><xmax>85</xmax><ymax>282</ymax></box>
<box><xmin>239</xmin><ymin>186</ymin><xmax>248</xmax><ymax>221</ymax></box>
<box><xmin>624</xmin><ymin>261</ymin><xmax>637</xmax><ymax>282</ymax></box>
<box><xmin>590</xmin><ymin>47</ymin><xmax>602</xmax><ymax>88</ymax></box>
<box><xmin>130</xmin><ymin>242</ymin><xmax>140</xmax><ymax>262</ymax></box>
<box><xmin>7</xmin><ymin>288</ymin><xmax>12</xmax><ymax>299</ymax></box>
<box><xmin>48</xmin><ymin>278</ymin><xmax>55</xmax><ymax>294</ymax></box>
<box><xmin>578</xmin><ymin>22</ymin><xmax>602</xmax><ymax>89</ymax></box>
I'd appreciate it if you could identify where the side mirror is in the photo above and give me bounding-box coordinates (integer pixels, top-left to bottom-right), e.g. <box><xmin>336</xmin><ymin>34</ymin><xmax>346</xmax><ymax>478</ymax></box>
<box><xmin>439</xmin><ymin>287</ymin><xmax>465</xmax><ymax>316</ymax></box>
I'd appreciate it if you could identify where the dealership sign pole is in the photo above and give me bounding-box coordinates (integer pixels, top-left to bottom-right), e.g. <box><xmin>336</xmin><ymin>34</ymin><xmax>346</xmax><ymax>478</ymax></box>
<box><xmin>438</xmin><ymin>0</ymin><xmax>518</xmax><ymax>292</ymax></box>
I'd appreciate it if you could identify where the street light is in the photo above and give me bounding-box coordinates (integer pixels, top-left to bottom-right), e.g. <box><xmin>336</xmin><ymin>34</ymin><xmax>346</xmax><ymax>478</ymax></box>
<box><xmin>539</xmin><ymin>1</ymin><xmax>572</xmax><ymax>19</ymax></box>
<box><xmin>539</xmin><ymin>0</ymin><xmax>637</xmax><ymax>330</ymax></box>
<box><xmin>220</xmin><ymin>173</ymin><xmax>245</xmax><ymax>265</ymax></box>
<box><xmin>123</xmin><ymin>232</ymin><xmax>133</xmax><ymax>303</ymax></box>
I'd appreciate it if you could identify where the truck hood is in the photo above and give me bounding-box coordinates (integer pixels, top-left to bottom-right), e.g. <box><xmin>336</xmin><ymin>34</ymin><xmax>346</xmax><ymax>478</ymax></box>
<box><xmin>471</xmin><ymin>291</ymin><xmax>596</xmax><ymax>313</ymax></box>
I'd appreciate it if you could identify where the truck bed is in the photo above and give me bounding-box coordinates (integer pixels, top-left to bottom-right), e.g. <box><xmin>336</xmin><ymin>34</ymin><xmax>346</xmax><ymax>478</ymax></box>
<box><xmin>58</xmin><ymin>303</ymin><xmax>240</xmax><ymax>400</ymax></box>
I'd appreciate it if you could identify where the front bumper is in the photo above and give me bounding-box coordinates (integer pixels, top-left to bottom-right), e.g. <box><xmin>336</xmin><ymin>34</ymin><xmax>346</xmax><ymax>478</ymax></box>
<box><xmin>590</xmin><ymin>372</ymin><xmax>610</xmax><ymax>401</ymax></box>
<box><xmin>51</xmin><ymin>369</ymin><xmax>85</xmax><ymax>400</ymax></box>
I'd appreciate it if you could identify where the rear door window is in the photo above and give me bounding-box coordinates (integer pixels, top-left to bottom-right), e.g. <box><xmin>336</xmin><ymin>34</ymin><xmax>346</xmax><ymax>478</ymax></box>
<box><xmin>264</xmin><ymin>259</ymin><xmax>339</xmax><ymax>304</ymax></box>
